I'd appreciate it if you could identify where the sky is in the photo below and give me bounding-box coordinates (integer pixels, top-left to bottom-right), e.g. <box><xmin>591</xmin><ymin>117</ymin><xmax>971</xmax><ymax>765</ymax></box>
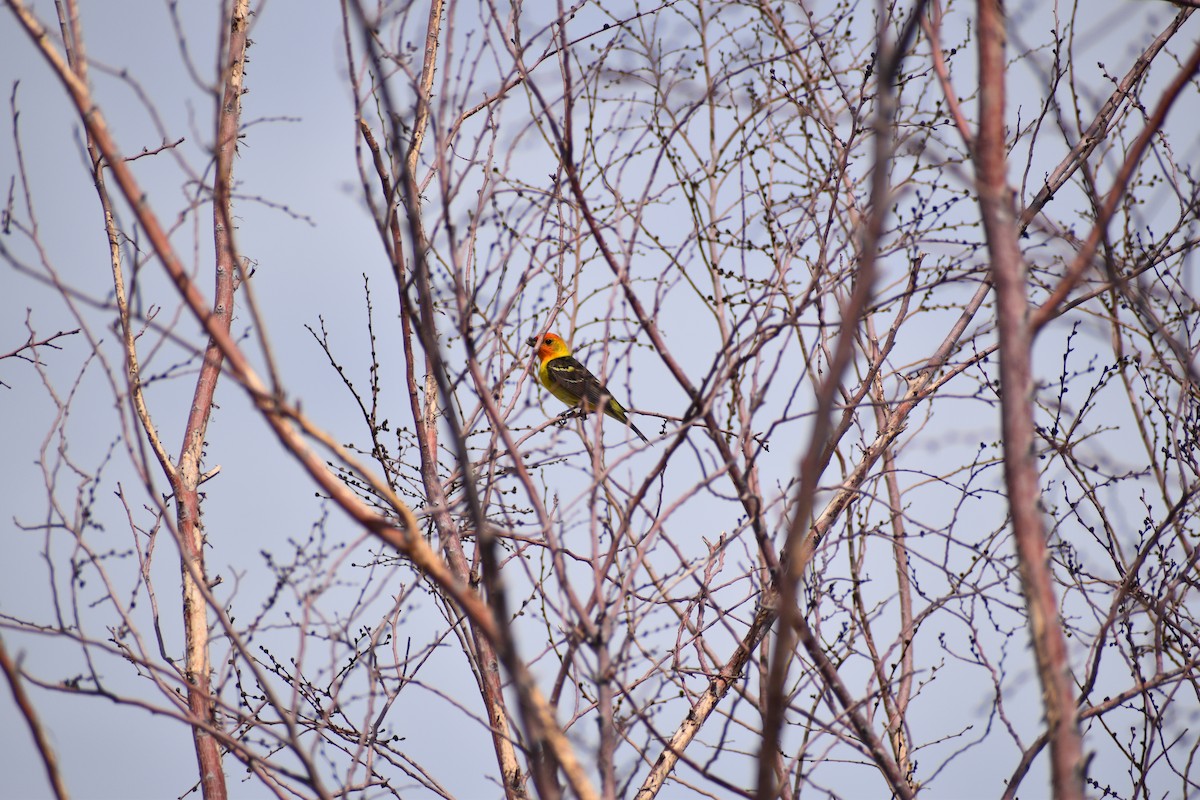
<box><xmin>0</xmin><ymin>3</ymin><xmax>398</xmax><ymax>797</ymax></box>
<box><xmin>2</xmin><ymin>1</ymin><xmax>1198</xmax><ymax>798</ymax></box>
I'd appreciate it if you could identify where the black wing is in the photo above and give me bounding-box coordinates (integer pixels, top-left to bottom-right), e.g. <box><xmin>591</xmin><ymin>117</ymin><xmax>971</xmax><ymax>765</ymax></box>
<box><xmin>545</xmin><ymin>355</ymin><xmax>612</xmax><ymax>412</ymax></box>
<box><xmin>546</xmin><ymin>355</ymin><xmax>648</xmax><ymax>442</ymax></box>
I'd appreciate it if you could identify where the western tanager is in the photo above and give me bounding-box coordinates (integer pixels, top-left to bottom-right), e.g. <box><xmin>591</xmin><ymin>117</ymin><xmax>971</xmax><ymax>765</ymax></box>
<box><xmin>527</xmin><ymin>332</ymin><xmax>649</xmax><ymax>443</ymax></box>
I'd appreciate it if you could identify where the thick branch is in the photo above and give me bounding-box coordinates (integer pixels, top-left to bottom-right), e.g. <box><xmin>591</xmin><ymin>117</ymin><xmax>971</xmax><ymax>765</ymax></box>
<box><xmin>975</xmin><ymin>2</ymin><xmax>1085</xmax><ymax>798</ymax></box>
<box><xmin>0</xmin><ymin>636</ymin><xmax>68</xmax><ymax>800</ymax></box>
<box><xmin>170</xmin><ymin>3</ymin><xmax>253</xmax><ymax>798</ymax></box>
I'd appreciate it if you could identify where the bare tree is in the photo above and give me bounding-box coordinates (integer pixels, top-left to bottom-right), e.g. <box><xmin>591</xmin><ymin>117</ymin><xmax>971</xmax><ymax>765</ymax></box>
<box><xmin>3</xmin><ymin>1</ymin><xmax>1199</xmax><ymax>798</ymax></box>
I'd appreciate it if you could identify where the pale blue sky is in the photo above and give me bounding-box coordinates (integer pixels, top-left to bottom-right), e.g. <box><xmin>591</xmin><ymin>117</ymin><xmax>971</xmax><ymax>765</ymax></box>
<box><xmin>2</xmin><ymin>1</ymin><xmax>1197</xmax><ymax>798</ymax></box>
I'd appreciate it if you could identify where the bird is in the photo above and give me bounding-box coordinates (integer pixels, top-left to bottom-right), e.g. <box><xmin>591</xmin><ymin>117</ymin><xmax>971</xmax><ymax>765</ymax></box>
<box><xmin>527</xmin><ymin>331</ymin><xmax>649</xmax><ymax>443</ymax></box>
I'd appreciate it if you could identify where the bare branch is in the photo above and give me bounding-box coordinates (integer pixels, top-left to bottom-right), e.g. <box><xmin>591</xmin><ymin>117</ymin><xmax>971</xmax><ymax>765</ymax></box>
<box><xmin>975</xmin><ymin>2</ymin><xmax>1085</xmax><ymax>797</ymax></box>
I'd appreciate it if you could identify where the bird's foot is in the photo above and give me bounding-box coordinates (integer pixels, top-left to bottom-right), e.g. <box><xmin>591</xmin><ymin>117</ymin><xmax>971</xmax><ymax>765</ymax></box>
<box><xmin>555</xmin><ymin>408</ymin><xmax>585</xmax><ymax>427</ymax></box>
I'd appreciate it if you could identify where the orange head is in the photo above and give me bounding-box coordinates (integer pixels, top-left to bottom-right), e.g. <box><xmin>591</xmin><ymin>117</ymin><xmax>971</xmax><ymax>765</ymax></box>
<box><xmin>527</xmin><ymin>331</ymin><xmax>570</xmax><ymax>361</ymax></box>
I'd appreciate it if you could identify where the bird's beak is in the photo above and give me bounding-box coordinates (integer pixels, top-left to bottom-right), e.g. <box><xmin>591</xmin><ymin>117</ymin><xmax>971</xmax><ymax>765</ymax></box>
<box><xmin>526</xmin><ymin>335</ymin><xmax>541</xmax><ymax>348</ymax></box>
